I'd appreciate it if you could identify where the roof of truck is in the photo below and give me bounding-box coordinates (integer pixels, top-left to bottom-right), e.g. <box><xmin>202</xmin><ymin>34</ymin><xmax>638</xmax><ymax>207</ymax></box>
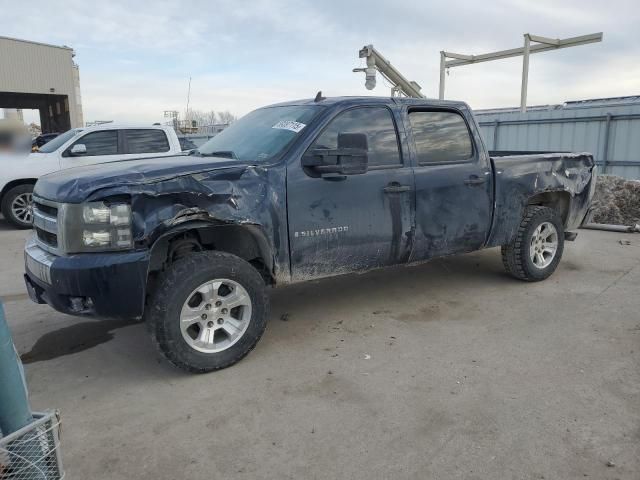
<box><xmin>269</xmin><ymin>96</ymin><xmax>469</xmax><ymax>109</ymax></box>
<box><xmin>79</xmin><ymin>123</ymin><xmax>174</xmax><ymax>133</ymax></box>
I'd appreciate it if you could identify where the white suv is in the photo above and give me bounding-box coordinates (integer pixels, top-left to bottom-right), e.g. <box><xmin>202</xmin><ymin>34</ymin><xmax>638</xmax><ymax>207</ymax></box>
<box><xmin>0</xmin><ymin>124</ymin><xmax>184</xmax><ymax>228</ymax></box>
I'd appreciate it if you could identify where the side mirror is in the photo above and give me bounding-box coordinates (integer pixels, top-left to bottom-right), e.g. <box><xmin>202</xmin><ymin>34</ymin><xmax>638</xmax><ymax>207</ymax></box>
<box><xmin>302</xmin><ymin>132</ymin><xmax>368</xmax><ymax>179</ymax></box>
<box><xmin>70</xmin><ymin>143</ymin><xmax>87</xmax><ymax>155</ymax></box>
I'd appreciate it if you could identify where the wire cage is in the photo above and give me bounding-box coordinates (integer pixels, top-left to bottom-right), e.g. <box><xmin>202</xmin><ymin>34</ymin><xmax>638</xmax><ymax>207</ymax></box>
<box><xmin>0</xmin><ymin>411</ymin><xmax>64</xmax><ymax>479</ymax></box>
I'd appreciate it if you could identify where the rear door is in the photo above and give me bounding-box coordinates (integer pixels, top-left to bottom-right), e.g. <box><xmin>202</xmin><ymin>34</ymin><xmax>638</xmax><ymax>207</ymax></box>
<box><xmin>287</xmin><ymin>105</ymin><xmax>414</xmax><ymax>281</ymax></box>
<box><xmin>407</xmin><ymin>107</ymin><xmax>493</xmax><ymax>261</ymax></box>
<box><xmin>122</xmin><ymin>129</ymin><xmax>173</xmax><ymax>158</ymax></box>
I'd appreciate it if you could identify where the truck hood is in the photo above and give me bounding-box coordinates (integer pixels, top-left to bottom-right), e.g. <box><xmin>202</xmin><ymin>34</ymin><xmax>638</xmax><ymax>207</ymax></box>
<box><xmin>34</xmin><ymin>155</ymin><xmax>252</xmax><ymax>203</ymax></box>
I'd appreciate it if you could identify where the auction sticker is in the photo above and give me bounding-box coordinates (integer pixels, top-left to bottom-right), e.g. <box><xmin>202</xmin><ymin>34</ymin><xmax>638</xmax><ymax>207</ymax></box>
<box><xmin>272</xmin><ymin>120</ymin><xmax>306</xmax><ymax>133</ymax></box>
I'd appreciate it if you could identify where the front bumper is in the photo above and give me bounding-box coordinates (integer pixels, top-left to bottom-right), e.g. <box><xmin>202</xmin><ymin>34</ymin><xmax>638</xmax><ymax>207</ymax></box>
<box><xmin>24</xmin><ymin>234</ymin><xmax>150</xmax><ymax>320</ymax></box>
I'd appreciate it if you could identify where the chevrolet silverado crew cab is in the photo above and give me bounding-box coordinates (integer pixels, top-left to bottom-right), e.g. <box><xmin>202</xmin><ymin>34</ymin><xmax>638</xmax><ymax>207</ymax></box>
<box><xmin>24</xmin><ymin>97</ymin><xmax>596</xmax><ymax>373</ymax></box>
<box><xmin>1</xmin><ymin>124</ymin><xmax>186</xmax><ymax>229</ymax></box>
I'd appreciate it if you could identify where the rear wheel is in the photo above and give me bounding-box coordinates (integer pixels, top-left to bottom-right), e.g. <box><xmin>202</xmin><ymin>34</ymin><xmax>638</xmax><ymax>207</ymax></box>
<box><xmin>501</xmin><ymin>206</ymin><xmax>564</xmax><ymax>281</ymax></box>
<box><xmin>1</xmin><ymin>184</ymin><xmax>34</xmax><ymax>229</ymax></box>
<box><xmin>146</xmin><ymin>251</ymin><xmax>269</xmax><ymax>373</ymax></box>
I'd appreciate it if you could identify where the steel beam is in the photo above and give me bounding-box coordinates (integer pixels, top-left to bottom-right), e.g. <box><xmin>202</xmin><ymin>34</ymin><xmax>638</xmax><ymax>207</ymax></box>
<box><xmin>602</xmin><ymin>113</ymin><xmax>612</xmax><ymax>173</ymax></box>
<box><xmin>443</xmin><ymin>33</ymin><xmax>602</xmax><ymax>68</ymax></box>
<box><xmin>438</xmin><ymin>51</ymin><xmax>446</xmax><ymax>100</ymax></box>
<box><xmin>438</xmin><ymin>32</ymin><xmax>602</xmax><ymax>107</ymax></box>
<box><xmin>520</xmin><ymin>34</ymin><xmax>531</xmax><ymax>112</ymax></box>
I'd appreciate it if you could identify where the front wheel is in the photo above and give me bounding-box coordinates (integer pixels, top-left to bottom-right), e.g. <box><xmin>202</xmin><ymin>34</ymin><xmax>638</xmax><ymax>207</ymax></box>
<box><xmin>501</xmin><ymin>206</ymin><xmax>564</xmax><ymax>281</ymax></box>
<box><xmin>146</xmin><ymin>251</ymin><xmax>269</xmax><ymax>373</ymax></box>
<box><xmin>1</xmin><ymin>184</ymin><xmax>34</xmax><ymax>229</ymax></box>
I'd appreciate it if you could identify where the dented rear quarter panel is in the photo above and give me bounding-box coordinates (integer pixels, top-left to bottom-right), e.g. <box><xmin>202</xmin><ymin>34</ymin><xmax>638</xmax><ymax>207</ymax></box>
<box><xmin>486</xmin><ymin>152</ymin><xmax>596</xmax><ymax>247</ymax></box>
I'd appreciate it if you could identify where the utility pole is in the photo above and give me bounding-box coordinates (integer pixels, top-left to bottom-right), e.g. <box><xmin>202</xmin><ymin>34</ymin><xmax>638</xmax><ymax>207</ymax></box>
<box><xmin>438</xmin><ymin>32</ymin><xmax>602</xmax><ymax>111</ymax></box>
<box><xmin>185</xmin><ymin>76</ymin><xmax>192</xmax><ymax>122</ymax></box>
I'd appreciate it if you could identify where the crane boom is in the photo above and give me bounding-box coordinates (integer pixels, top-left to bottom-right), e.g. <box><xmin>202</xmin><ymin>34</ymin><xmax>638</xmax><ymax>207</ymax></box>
<box><xmin>353</xmin><ymin>45</ymin><xmax>424</xmax><ymax>99</ymax></box>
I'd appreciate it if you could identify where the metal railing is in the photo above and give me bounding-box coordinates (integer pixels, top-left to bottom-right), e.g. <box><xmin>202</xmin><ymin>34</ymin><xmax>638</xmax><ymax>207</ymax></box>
<box><xmin>0</xmin><ymin>411</ymin><xmax>64</xmax><ymax>479</ymax></box>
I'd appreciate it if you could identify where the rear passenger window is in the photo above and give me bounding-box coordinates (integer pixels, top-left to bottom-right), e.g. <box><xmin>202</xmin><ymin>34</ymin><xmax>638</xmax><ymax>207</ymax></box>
<box><xmin>409</xmin><ymin>111</ymin><xmax>473</xmax><ymax>164</ymax></box>
<box><xmin>72</xmin><ymin>130</ymin><xmax>118</xmax><ymax>156</ymax></box>
<box><xmin>125</xmin><ymin>129</ymin><xmax>170</xmax><ymax>154</ymax></box>
<box><xmin>310</xmin><ymin>107</ymin><xmax>401</xmax><ymax>167</ymax></box>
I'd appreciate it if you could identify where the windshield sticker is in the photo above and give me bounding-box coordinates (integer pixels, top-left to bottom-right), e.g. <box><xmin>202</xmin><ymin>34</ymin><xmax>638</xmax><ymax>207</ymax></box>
<box><xmin>272</xmin><ymin>120</ymin><xmax>306</xmax><ymax>133</ymax></box>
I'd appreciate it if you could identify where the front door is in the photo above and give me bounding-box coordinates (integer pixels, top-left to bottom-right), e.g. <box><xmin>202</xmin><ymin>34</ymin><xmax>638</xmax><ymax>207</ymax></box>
<box><xmin>287</xmin><ymin>105</ymin><xmax>414</xmax><ymax>281</ymax></box>
<box><xmin>60</xmin><ymin>129</ymin><xmax>122</xmax><ymax>169</ymax></box>
<box><xmin>407</xmin><ymin>108</ymin><xmax>493</xmax><ymax>261</ymax></box>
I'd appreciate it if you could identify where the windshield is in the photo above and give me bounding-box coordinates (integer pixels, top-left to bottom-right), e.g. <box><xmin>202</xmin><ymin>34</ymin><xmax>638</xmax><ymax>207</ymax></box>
<box><xmin>38</xmin><ymin>129</ymin><xmax>82</xmax><ymax>153</ymax></box>
<box><xmin>196</xmin><ymin>105</ymin><xmax>320</xmax><ymax>162</ymax></box>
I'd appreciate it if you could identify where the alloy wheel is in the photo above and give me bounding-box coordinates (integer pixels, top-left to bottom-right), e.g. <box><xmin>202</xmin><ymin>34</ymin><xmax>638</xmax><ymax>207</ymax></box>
<box><xmin>179</xmin><ymin>279</ymin><xmax>252</xmax><ymax>353</ymax></box>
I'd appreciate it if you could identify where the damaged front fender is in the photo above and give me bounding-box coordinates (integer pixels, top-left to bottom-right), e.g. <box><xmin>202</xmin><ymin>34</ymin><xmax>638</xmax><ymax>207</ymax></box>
<box><xmin>34</xmin><ymin>156</ymin><xmax>291</xmax><ymax>283</ymax></box>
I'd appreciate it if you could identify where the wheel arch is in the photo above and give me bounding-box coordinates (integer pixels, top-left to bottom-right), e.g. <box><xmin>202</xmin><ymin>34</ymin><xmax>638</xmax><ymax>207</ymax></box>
<box><xmin>0</xmin><ymin>178</ymin><xmax>37</xmax><ymax>203</ymax></box>
<box><xmin>148</xmin><ymin>221</ymin><xmax>275</xmax><ymax>285</ymax></box>
<box><xmin>526</xmin><ymin>190</ymin><xmax>571</xmax><ymax>227</ymax></box>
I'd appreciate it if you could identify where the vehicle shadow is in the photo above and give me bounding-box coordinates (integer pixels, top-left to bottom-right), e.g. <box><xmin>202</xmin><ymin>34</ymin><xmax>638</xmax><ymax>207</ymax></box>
<box><xmin>0</xmin><ymin>216</ymin><xmax>15</xmax><ymax>231</ymax></box>
<box><xmin>20</xmin><ymin>318</ymin><xmax>141</xmax><ymax>364</ymax></box>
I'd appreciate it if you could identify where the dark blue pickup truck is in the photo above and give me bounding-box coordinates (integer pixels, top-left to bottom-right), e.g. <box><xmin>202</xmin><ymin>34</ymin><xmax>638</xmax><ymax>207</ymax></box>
<box><xmin>24</xmin><ymin>96</ymin><xmax>596</xmax><ymax>372</ymax></box>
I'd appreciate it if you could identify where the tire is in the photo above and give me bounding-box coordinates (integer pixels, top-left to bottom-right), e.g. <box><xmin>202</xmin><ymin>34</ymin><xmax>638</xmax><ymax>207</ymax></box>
<box><xmin>1</xmin><ymin>184</ymin><xmax>34</xmax><ymax>229</ymax></box>
<box><xmin>146</xmin><ymin>251</ymin><xmax>269</xmax><ymax>373</ymax></box>
<box><xmin>501</xmin><ymin>206</ymin><xmax>564</xmax><ymax>282</ymax></box>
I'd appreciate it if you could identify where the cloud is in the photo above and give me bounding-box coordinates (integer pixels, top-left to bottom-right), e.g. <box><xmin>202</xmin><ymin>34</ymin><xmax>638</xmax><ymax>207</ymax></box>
<box><xmin>2</xmin><ymin>0</ymin><xmax>638</xmax><ymax>122</ymax></box>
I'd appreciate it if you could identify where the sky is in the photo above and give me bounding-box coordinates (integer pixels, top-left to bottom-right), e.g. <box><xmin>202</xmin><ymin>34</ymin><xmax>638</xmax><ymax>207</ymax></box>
<box><xmin>2</xmin><ymin>0</ymin><xmax>639</xmax><ymax>124</ymax></box>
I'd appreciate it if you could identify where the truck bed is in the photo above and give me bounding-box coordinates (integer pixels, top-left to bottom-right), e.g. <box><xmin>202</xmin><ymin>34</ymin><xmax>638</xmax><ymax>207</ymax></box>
<box><xmin>486</xmin><ymin>152</ymin><xmax>596</xmax><ymax>247</ymax></box>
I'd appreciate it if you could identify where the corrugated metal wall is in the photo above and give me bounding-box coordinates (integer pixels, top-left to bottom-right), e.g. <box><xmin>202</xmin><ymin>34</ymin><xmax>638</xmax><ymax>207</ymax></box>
<box><xmin>474</xmin><ymin>96</ymin><xmax>640</xmax><ymax>179</ymax></box>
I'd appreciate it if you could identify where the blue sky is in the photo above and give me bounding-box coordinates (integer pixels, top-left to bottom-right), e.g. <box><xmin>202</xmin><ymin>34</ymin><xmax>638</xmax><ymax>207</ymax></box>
<box><xmin>2</xmin><ymin>0</ymin><xmax>639</xmax><ymax>123</ymax></box>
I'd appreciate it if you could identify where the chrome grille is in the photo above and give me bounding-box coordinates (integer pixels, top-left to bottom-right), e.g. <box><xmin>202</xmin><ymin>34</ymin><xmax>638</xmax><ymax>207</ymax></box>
<box><xmin>36</xmin><ymin>227</ymin><xmax>58</xmax><ymax>247</ymax></box>
<box><xmin>34</xmin><ymin>200</ymin><xmax>57</xmax><ymax>217</ymax></box>
<box><xmin>32</xmin><ymin>196</ymin><xmax>62</xmax><ymax>255</ymax></box>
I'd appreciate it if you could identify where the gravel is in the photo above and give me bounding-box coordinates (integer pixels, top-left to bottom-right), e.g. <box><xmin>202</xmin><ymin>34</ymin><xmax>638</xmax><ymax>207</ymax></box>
<box><xmin>591</xmin><ymin>175</ymin><xmax>640</xmax><ymax>226</ymax></box>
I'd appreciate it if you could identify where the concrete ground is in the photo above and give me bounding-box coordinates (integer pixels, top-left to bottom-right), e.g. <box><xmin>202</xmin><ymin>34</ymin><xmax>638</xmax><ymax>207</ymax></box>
<box><xmin>1</xmin><ymin>218</ymin><xmax>639</xmax><ymax>480</ymax></box>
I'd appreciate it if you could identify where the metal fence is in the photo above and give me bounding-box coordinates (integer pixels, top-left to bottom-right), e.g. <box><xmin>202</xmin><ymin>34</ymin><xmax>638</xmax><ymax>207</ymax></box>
<box><xmin>474</xmin><ymin>96</ymin><xmax>640</xmax><ymax>179</ymax></box>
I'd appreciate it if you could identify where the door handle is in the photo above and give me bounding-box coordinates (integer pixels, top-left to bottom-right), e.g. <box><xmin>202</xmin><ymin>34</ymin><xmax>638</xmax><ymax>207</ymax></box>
<box><xmin>464</xmin><ymin>175</ymin><xmax>486</xmax><ymax>186</ymax></box>
<box><xmin>384</xmin><ymin>184</ymin><xmax>412</xmax><ymax>194</ymax></box>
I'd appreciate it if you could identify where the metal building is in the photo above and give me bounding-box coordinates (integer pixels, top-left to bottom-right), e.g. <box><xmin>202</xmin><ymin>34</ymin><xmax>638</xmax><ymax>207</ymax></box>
<box><xmin>475</xmin><ymin>96</ymin><xmax>640</xmax><ymax>179</ymax></box>
<box><xmin>0</xmin><ymin>36</ymin><xmax>83</xmax><ymax>132</ymax></box>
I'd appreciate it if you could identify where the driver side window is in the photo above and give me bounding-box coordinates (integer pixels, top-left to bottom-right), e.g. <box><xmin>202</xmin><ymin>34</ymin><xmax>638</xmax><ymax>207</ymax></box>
<box><xmin>68</xmin><ymin>130</ymin><xmax>118</xmax><ymax>156</ymax></box>
<box><xmin>310</xmin><ymin>107</ymin><xmax>401</xmax><ymax>168</ymax></box>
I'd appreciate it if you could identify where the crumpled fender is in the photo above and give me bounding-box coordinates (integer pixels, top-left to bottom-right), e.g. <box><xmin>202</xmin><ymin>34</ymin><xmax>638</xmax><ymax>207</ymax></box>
<box><xmin>87</xmin><ymin>163</ymin><xmax>289</xmax><ymax>283</ymax></box>
<box><xmin>487</xmin><ymin>152</ymin><xmax>596</xmax><ymax>247</ymax></box>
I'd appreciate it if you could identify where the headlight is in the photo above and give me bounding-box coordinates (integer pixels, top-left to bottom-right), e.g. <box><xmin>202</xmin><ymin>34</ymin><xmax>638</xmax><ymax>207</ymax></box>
<box><xmin>63</xmin><ymin>202</ymin><xmax>133</xmax><ymax>252</ymax></box>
